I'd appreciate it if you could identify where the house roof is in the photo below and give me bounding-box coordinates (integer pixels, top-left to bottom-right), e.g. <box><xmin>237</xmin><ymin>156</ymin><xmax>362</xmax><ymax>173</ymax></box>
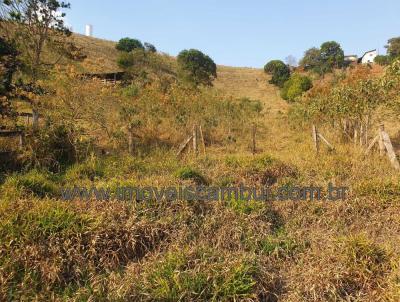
<box><xmin>360</xmin><ymin>49</ymin><xmax>377</xmax><ymax>58</ymax></box>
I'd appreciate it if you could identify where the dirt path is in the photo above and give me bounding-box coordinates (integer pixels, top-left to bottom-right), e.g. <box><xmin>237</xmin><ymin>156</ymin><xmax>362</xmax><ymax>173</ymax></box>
<box><xmin>214</xmin><ymin>65</ymin><xmax>304</xmax><ymax>159</ymax></box>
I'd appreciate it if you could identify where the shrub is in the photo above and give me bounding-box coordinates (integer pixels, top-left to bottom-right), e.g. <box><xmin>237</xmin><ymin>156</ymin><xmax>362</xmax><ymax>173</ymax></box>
<box><xmin>175</xmin><ymin>166</ymin><xmax>208</xmax><ymax>185</ymax></box>
<box><xmin>22</xmin><ymin>124</ymin><xmax>79</xmax><ymax>171</ymax></box>
<box><xmin>280</xmin><ymin>74</ymin><xmax>313</xmax><ymax>102</ymax></box>
<box><xmin>177</xmin><ymin>49</ymin><xmax>217</xmax><ymax>86</ymax></box>
<box><xmin>116</xmin><ymin>37</ymin><xmax>144</xmax><ymax>52</ymax></box>
<box><xmin>375</xmin><ymin>55</ymin><xmax>392</xmax><ymax>66</ymax></box>
<box><xmin>144</xmin><ymin>42</ymin><xmax>157</xmax><ymax>53</ymax></box>
<box><xmin>263</xmin><ymin>60</ymin><xmax>290</xmax><ymax>87</ymax></box>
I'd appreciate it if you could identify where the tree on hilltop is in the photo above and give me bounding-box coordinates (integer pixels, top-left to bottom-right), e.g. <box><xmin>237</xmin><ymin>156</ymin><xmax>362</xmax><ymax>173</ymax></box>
<box><xmin>264</xmin><ymin>60</ymin><xmax>290</xmax><ymax>87</ymax></box>
<box><xmin>116</xmin><ymin>38</ymin><xmax>144</xmax><ymax>52</ymax></box>
<box><xmin>177</xmin><ymin>49</ymin><xmax>217</xmax><ymax>87</ymax></box>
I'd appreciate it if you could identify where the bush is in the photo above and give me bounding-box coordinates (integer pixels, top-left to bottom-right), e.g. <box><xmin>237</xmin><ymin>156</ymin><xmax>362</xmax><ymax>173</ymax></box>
<box><xmin>175</xmin><ymin>166</ymin><xmax>208</xmax><ymax>185</ymax></box>
<box><xmin>374</xmin><ymin>55</ymin><xmax>392</xmax><ymax>66</ymax></box>
<box><xmin>263</xmin><ymin>60</ymin><xmax>291</xmax><ymax>87</ymax></box>
<box><xmin>116</xmin><ymin>37</ymin><xmax>144</xmax><ymax>52</ymax></box>
<box><xmin>177</xmin><ymin>49</ymin><xmax>217</xmax><ymax>86</ymax></box>
<box><xmin>21</xmin><ymin>124</ymin><xmax>82</xmax><ymax>172</ymax></box>
<box><xmin>280</xmin><ymin>74</ymin><xmax>313</xmax><ymax>102</ymax></box>
<box><xmin>144</xmin><ymin>42</ymin><xmax>157</xmax><ymax>53</ymax></box>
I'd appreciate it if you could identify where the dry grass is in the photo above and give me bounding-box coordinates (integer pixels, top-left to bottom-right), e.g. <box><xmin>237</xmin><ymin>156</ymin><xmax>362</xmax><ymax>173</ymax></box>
<box><xmin>1</xmin><ymin>34</ymin><xmax>400</xmax><ymax>301</ymax></box>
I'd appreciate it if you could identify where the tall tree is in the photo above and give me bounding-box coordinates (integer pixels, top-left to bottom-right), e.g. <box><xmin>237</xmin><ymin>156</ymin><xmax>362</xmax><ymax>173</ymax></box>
<box><xmin>0</xmin><ymin>0</ymin><xmax>82</xmax><ymax>129</ymax></box>
<box><xmin>385</xmin><ymin>37</ymin><xmax>400</xmax><ymax>59</ymax></box>
<box><xmin>300</xmin><ymin>41</ymin><xmax>344</xmax><ymax>76</ymax></box>
<box><xmin>0</xmin><ymin>37</ymin><xmax>18</xmax><ymax>118</ymax></box>
<box><xmin>300</xmin><ymin>47</ymin><xmax>322</xmax><ymax>73</ymax></box>
<box><xmin>320</xmin><ymin>41</ymin><xmax>344</xmax><ymax>70</ymax></box>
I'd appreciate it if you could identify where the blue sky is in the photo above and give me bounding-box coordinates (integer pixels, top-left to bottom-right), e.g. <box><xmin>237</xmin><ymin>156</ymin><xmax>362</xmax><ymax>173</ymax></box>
<box><xmin>66</xmin><ymin>0</ymin><xmax>400</xmax><ymax>68</ymax></box>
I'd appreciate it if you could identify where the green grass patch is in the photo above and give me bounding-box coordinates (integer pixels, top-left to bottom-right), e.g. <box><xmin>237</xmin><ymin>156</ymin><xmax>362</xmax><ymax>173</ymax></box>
<box><xmin>175</xmin><ymin>166</ymin><xmax>208</xmax><ymax>185</ymax></box>
<box><xmin>1</xmin><ymin>169</ymin><xmax>59</xmax><ymax>199</ymax></box>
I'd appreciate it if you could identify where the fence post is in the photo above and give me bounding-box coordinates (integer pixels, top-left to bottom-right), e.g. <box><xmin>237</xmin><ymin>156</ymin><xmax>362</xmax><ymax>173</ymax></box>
<box><xmin>379</xmin><ymin>126</ymin><xmax>400</xmax><ymax>171</ymax></box>
<box><xmin>127</xmin><ymin>126</ymin><xmax>134</xmax><ymax>155</ymax></box>
<box><xmin>32</xmin><ymin>109</ymin><xmax>39</xmax><ymax>131</ymax></box>
<box><xmin>312</xmin><ymin>125</ymin><xmax>319</xmax><ymax>153</ymax></box>
<box><xmin>252</xmin><ymin>123</ymin><xmax>256</xmax><ymax>155</ymax></box>
<box><xmin>378</xmin><ymin>124</ymin><xmax>385</xmax><ymax>156</ymax></box>
<box><xmin>18</xmin><ymin>132</ymin><xmax>24</xmax><ymax>149</ymax></box>
<box><xmin>199</xmin><ymin>125</ymin><xmax>206</xmax><ymax>155</ymax></box>
<box><xmin>193</xmin><ymin>125</ymin><xmax>198</xmax><ymax>156</ymax></box>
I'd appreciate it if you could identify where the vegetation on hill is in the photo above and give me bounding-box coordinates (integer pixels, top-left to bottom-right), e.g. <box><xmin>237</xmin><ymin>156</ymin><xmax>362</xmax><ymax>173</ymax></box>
<box><xmin>1</xmin><ymin>1</ymin><xmax>400</xmax><ymax>301</ymax></box>
<box><xmin>263</xmin><ymin>59</ymin><xmax>290</xmax><ymax>87</ymax></box>
<box><xmin>375</xmin><ymin>37</ymin><xmax>400</xmax><ymax>66</ymax></box>
<box><xmin>177</xmin><ymin>49</ymin><xmax>217</xmax><ymax>87</ymax></box>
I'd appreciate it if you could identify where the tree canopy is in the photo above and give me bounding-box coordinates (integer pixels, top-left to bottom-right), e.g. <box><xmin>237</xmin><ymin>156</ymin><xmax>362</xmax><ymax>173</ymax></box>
<box><xmin>280</xmin><ymin>74</ymin><xmax>312</xmax><ymax>102</ymax></box>
<box><xmin>116</xmin><ymin>38</ymin><xmax>144</xmax><ymax>52</ymax></box>
<box><xmin>177</xmin><ymin>49</ymin><xmax>217</xmax><ymax>86</ymax></box>
<box><xmin>263</xmin><ymin>60</ymin><xmax>291</xmax><ymax>87</ymax></box>
<box><xmin>385</xmin><ymin>37</ymin><xmax>400</xmax><ymax>59</ymax></box>
<box><xmin>299</xmin><ymin>41</ymin><xmax>344</xmax><ymax>76</ymax></box>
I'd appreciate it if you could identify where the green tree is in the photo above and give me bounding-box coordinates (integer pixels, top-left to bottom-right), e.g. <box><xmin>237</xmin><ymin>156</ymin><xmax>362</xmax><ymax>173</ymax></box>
<box><xmin>385</xmin><ymin>37</ymin><xmax>400</xmax><ymax>59</ymax></box>
<box><xmin>0</xmin><ymin>37</ymin><xmax>18</xmax><ymax>95</ymax></box>
<box><xmin>300</xmin><ymin>47</ymin><xmax>322</xmax><ymax>74</ymax></box>
<box><xmin>280</xmin><ymin>74</ymin><xmax>313</xmax><ymax>102</ymax></box>
<box><xmin>374</xmin><ymin>55</ymin><xmax>392</xmax><ymax>66</ymax></box>
<box><xmin>300</xmin><ymin>42</ymin><xmax>344</xmax><ymax>76</ymax></box>
<box><xmin>177</xmin><ymin>49</ymin><xmax>217</xmax><ymax>87</ymax></box>
<box><xmin>0</xmin><ymin>0</ymin><xmax>81</xmax><ymax>129</ymax></box>
<box><xmin>0</xmin><ymin>0</ymin><xmax>75</xmax><ymax>81</ymax></box>
<box><xmin>263</xmin><ymin>60</ymin><xmax>290</xmax><ymax>87</ymax></box>
<box><xmin>144</xmin><ymin>42</ymin><xmax>157</xmax><ymax>53</ymax></box>
<box><xmin>320</xmin><ymin>41</ymin><xmax>344</xmax><ymax>70</ymax></box>
<box><xmin>116</xmin><ymin>38</ymin><xmax>144</xmax><ymax>52</ymax></box>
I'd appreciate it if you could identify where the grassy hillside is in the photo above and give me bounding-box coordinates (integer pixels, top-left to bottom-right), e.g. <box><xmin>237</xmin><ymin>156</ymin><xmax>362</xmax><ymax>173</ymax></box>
<box><xmin>71</xmin><ymin>33</ymin><xmax>121</xmax><ymax>73</ymax></box>
<box><xmin>1</xmin><ymin>33</ymin><xmax>400</xmax><ymax>301</ymax></box>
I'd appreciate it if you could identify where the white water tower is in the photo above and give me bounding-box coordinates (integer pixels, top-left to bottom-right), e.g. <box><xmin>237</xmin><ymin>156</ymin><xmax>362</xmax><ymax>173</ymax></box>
<box><xmin>85</xmin><ymin>24</ymin><xmax>93</xmax><ymax>37</ymax></box>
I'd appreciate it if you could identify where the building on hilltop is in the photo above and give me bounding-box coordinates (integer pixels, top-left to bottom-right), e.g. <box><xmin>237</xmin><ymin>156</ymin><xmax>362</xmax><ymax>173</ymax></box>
<box><xmin>358</xmin><ymin>49</ymin><xmax>378</xmax><ymax>64</ymax></box>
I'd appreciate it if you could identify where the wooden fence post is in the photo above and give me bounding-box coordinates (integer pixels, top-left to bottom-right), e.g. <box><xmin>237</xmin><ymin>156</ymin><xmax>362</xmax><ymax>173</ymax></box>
<box><xmin>359</xmin><ymin>124</ymin><xmax>364</xmax><ymax>146</ymax></box>
<box><xmin>177</xmin><ymin>135</ymin><xmax>193</xmax><ymax>157</ymax></box>
<box><xmin>128</xmin><ymin>129</ymin><xmax>133</xmax><ymax>155</ymax></box>
<box><xmin>193</xmin><ymin>125</ymin><xmax>198</xmax><ymax>156</ymax></box>
<box><xmin>199</xmin><ymin>125</ymin><xmax>206</xmax><ymax>155</ymax></box>
<box><xmin>252</xmin><ymin>123</ymin><xmax>256</xmax><ymax>155</ymax></box>
<box><xmin>32</xmin><ymin>109</ymin><xmax>39</xmax><ymax>131</ymax></box>
<box><xmin>318</xmin><ymin>133</ymin><xmax>335</xmax><ymax>150</ymax></box>
<box><xmin>378</xmin><ymin>124</ymin><xmax>385</xmax><ymax>156</ymax></box>
<box><xmin>354</xmin><ymin>125</ymin><xmax>358</xmax><ymax>146</ymax></box>
<box><xmin>312</xmin><ymin>125</ymin><xmax>319</xmax><ymax>153</ymax></box>
<box><xmin>380</xmin><ymin>127</ymin><xmax>400</xmax><ymax>171</ymax></box>
<box><xmin>18</xmin><ymin>132</ymin><xmax>24</xmax><ymax>149</ymax></box>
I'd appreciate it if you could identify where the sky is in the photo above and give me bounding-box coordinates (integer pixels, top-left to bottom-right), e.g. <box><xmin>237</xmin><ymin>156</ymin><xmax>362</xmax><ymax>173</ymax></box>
<box><xmin>65</xmin><ymin>0</ymin><xmax>400</xmax><ymax>68</ymax></box>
